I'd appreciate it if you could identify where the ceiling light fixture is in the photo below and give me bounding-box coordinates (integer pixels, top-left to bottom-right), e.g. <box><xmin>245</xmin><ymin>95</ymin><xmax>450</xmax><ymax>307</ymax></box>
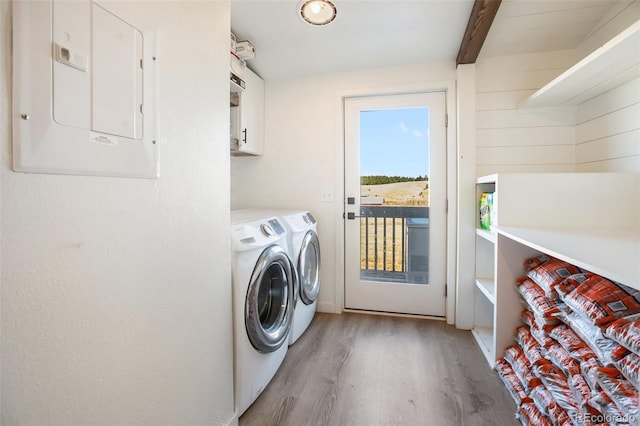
<box><xmin>299</xmin><ymin>0</ymin><xmax>337</xmax><ymax>26</ymax></box>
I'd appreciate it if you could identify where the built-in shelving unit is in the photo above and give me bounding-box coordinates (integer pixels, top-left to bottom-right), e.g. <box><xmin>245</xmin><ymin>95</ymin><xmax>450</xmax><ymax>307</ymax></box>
<box><xmin>473</xmin><ymin>177</ymin><xmax>497</xmax><ymax>365</ymax></box>
<box><xmin>521</xmin><ymin>20</ymin><xmax>640</xmax><ymax>108</ymax></box>
<box><xmin>475</xmin><ymin>228</ymin><xmax>496</xmax><ymax>244</ymax></box>
<box><xmin>475</xmin><ymin>278</ymin><xmax>495</xmax><ymax>305</ymax></box>
<box><xmin>472</xmin><ymin>173</ymin><xmax>640</xmax><ymax>368</ymax></box>
<box><xmin>497</xmin><ymin>226</ymin><xmax>639</xmax><ymax>289</ymax></box>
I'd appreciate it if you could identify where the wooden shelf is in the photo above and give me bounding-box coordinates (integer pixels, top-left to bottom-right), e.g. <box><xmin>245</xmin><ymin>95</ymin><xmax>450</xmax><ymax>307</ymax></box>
<box><xmin>475</xmin><ymin>278</ymin><xmax>496</xmax><ymax>304</ymax></box>
<box><xmin>521</xmin><ymin>20</ymin><xmax>640</xmax><ymax>108</ymax></box>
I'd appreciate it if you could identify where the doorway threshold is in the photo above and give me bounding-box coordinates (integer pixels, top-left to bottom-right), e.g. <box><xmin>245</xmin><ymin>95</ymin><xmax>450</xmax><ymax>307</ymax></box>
<box><xmin>342</xmin><ymin>308</ymin><xmax>446</xmax><ymax>321</ymax></box>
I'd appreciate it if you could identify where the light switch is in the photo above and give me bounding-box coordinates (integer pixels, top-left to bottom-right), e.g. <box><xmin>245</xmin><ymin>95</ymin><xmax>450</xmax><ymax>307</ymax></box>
<box><xmin>321</xmin><ymin>189</ymin><xmax>334</xmax><ymax>203</ymax></box>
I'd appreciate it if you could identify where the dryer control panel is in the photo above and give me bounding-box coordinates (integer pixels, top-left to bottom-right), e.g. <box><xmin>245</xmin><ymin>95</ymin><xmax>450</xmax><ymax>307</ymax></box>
<box><xmin>305</xmin><ymin>212</ymin><xmax>317</xmax><ymax>224</ymax></box>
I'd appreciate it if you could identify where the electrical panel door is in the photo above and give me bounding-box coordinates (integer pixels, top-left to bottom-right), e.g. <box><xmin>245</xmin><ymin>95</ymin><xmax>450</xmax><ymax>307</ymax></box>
<box><xmin>13</xmin><ymin>0</ymin><xmax>158</xmax><ymax>178</ymax></box>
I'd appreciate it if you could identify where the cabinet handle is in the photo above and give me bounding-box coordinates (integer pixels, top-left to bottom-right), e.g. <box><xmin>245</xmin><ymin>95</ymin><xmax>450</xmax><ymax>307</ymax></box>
<box><xmin>242</xmin><ymin>128</ymin><xmax>247</xmax><ymax>144</ymax></box>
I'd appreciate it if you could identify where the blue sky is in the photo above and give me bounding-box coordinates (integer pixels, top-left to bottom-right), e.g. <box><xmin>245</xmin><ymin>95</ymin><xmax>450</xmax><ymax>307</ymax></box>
<box><xmin>359</xmin><ymin>107</ymin><xmax>430</xmax><ymax>178</ymax></box>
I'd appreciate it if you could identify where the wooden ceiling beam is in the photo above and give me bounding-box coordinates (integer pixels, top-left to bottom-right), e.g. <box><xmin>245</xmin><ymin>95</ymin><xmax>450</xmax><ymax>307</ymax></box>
<box><xmin>456</xmin><ymin>0</ymin><xmax>502</xmax><ymax>65</ymax></box>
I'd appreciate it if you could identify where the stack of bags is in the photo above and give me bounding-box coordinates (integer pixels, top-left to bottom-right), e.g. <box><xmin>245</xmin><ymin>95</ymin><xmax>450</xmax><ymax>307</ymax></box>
<box><xmin>495</xmin><ymin>254</ymin><xmax>640</xmax><ymax>425</ymax></box>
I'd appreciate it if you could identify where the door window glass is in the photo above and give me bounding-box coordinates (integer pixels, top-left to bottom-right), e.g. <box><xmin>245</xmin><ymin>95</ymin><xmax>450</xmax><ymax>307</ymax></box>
<box><xmin>359</xmin><ymin>108</ymin><xmax>430</xmax><ymax>285</ymax></box>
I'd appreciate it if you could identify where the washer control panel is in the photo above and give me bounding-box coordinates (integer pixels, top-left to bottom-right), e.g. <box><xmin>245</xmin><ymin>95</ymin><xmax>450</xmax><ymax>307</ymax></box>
<box><xmin>267</xmin><ymin>219</ymin><xmax>286</xmax><ymax>235</ymax></box>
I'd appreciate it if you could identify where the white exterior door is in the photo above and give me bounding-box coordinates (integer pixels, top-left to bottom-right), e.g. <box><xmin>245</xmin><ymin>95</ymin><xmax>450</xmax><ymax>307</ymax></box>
<box><xmin>344</xmin><ymin>92</ymin><xmax>447</xmax><ymax>316</ymax></box>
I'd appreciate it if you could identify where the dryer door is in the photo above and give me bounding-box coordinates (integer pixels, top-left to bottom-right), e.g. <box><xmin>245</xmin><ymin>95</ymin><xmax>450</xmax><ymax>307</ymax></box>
<box><xmin>298</xmin><ymin>230</ymin><xmax>321</xmax><ymax>305</ymax></box>
<box><xmin>245</xmin><ymin>244</ymin><xmax>295</xmax><ymax>353</ymax></box>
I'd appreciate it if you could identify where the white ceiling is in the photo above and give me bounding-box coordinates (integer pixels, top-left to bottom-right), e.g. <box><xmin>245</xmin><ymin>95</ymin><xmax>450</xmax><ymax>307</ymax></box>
<box><xmin>230</xmin><ymin>0</ymin><xmax>475</xmax><ymax>80</ymax></box>
<box><xmin>230</xmin><ymin>0</ymin><xmax>626</xmax><ymax>81</ymax></box>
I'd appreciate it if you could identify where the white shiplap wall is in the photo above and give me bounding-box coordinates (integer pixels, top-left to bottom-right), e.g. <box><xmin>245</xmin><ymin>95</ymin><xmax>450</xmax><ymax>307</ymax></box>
<box><xmin>475</xmin><ymin>1</ymin><xmax>640</xmax><ymax>176</ymax></box>
<box><xmin>574</xmin><ymin>1</ymin><xmax>640</xmax><ymax>173</ymax></box>
<box><xmin>575</xmin><ymin>77</ymin><xmax>640</xmax><ymax>172</ymax></box>
<box><xmin>475</xmin><ymin>50</ymin><xmax>578</xmax><ymax>177</ymax></box>
<box><xmin>576</xmin><ymin>0</ymin><xmax>640</xmax><ymax>61</ymax></box>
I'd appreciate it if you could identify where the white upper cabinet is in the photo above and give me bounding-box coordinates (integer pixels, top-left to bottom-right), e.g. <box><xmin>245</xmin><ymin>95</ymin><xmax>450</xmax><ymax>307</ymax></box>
<box><xmin>230</xmin><ymin>68</ymin><xmax>264</xmax><ymax>156</ymax></box>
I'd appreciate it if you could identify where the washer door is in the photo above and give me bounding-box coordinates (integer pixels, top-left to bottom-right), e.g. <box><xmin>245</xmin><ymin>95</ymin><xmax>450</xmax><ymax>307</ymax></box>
<box><xmin>245</xmin><ymin>244</ymin><xmax>295</xmax><ymax>353</ymax></box>
<box><xmin>298</xmin><ymin>230</ymin><xmax>321</xmax><ymax>305</ymax></box>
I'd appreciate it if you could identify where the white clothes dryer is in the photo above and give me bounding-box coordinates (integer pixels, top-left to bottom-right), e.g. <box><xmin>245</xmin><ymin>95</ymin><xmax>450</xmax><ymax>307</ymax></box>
<box><xmin>230</xmin><ymin>211</ymin><xmax>296</xmax><ymax>416</ymax></box>
<box><xmin>278</xmin><ymin>210</ymin><xmax>320</xmax><ymax>345</ymax></box>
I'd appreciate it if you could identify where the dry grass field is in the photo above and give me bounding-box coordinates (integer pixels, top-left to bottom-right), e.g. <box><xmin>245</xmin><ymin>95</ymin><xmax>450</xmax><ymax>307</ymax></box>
<box><xmin>359</xmin><ymin>180</ymin><xmax>429</xmax><ymax>271</ymax></box>
<box><xmin>360</xmin><ymin>218</ymin><xmax>405</xmax><ymax>271</ymax></box>
<box><xmin>361</xmin><ymin>180</ymin><xmax>428</xmax><ymax>206</ymax></box>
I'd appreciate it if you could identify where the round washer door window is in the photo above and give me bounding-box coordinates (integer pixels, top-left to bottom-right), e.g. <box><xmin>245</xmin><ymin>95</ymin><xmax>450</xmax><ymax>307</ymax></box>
<box><xmin>298</xmin><ymin>230</ymin><xmax>321</xmax><ymax>305</ymax></box>
<box><xmin>245</xmin><ymin>245</ymin><xmax>294</xmax><ymax>353</ymax></box>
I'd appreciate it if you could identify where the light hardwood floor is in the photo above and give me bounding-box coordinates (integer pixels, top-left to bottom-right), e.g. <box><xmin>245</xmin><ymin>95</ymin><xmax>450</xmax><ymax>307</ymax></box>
<box><xmin>239</xmin><ymin>312</ymin><xmax>520</xmax><ymax>426</ymax></box>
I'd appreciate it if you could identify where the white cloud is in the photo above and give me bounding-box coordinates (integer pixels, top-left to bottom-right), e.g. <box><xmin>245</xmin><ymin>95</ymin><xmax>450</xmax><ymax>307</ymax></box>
<box><xmin>400</xmin><ymin>121</ymin><xmax>427</xmax><ymax>139</ymax></box>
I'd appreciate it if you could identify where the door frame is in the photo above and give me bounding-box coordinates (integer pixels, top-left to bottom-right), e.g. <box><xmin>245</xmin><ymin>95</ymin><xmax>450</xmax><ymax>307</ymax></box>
<box><xmin>333</xmin><ymin>81</ymin><xmax>458</xmax><ymax>325</ymax></box>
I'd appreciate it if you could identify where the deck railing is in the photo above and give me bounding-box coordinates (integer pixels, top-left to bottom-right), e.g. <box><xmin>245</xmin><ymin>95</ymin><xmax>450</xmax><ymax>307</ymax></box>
<box><xmin>360</xmin><ymin>206</ymin><xmax>429</xmax><ymax>279</ymax></box>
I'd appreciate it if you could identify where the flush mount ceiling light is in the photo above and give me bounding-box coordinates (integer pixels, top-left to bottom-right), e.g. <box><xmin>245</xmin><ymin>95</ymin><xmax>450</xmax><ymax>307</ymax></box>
<box><xmin>299</xmin><ymin>0</ymin><xmax>337</xmax><ymax>26</ymax></box>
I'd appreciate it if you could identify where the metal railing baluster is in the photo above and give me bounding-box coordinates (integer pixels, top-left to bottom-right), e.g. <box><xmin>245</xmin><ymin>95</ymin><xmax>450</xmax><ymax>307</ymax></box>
<box><xmin>359</xmin><ymin>206</ymin><xmax>429</xmax><ymax>281</ymax></box>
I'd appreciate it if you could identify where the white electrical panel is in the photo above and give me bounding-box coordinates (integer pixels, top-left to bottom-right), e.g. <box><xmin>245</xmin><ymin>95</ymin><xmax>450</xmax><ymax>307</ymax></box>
<box><xmin>13</xmin><ymin>0</ymin><xmax>158</xmax><ymax>178</ymax></box>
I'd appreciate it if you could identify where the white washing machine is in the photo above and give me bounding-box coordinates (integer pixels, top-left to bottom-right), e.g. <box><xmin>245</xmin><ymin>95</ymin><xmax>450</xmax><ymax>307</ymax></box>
<box><xmin>230</xmin><ymin>211</ymin><xmax>296</xmax><ymax>416</ymax></box>
<box><xmin>234</xmin><ymin>208</ymin><xmax>321</xmax><ymax>345</ymax></box>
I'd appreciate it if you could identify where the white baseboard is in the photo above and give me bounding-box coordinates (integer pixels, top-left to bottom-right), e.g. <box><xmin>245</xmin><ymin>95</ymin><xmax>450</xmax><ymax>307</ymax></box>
<box><xmin>224</xmin><ymin>411</ymin><xmax>239</xmax><ymax>426</ymax></box>
<box><xmin>317</xmin><ymin>301</ymin><xmax>338</xmax><ymax>313</ymax></box>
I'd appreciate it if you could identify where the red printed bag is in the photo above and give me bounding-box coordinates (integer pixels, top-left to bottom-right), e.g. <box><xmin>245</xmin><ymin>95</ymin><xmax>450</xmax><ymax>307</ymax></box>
<box><xmin>562</xmin><ymin>273</ymin><xmax>640</xmax><ymax>326</ymax></box>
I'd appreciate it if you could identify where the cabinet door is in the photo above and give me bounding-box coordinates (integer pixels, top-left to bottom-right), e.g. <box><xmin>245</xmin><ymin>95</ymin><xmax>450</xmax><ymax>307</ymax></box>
<box><xmin>237</xmin><ymin>68</ymin><xmax>264</xmax><ymax>155</ymax></box>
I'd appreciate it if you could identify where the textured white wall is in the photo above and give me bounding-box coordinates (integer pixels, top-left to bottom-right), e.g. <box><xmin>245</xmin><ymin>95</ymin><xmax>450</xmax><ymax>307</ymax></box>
<box><xmin>1</xmin><ymin>1</ymin><xmax>235</xmax><ymax>425</ymax></box>
<box><xmin>231</xmin><ymin>61</ymin><xmax>456</xmax><ymax>314</ymax></box>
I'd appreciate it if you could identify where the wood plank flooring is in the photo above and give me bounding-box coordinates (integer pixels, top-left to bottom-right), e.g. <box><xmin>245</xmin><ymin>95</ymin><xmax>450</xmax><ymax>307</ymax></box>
<box><xmin>239</xmin><ymin>312</ymin><xmax>519</xmax><ymax>426</ymax></box>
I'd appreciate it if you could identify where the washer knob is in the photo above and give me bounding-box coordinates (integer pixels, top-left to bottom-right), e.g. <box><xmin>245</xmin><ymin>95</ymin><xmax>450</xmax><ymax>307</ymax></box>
<box><xmin>260</xmin><ymin>224</ymin><xmax>273</xmax><ymax>237</ymax></box>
